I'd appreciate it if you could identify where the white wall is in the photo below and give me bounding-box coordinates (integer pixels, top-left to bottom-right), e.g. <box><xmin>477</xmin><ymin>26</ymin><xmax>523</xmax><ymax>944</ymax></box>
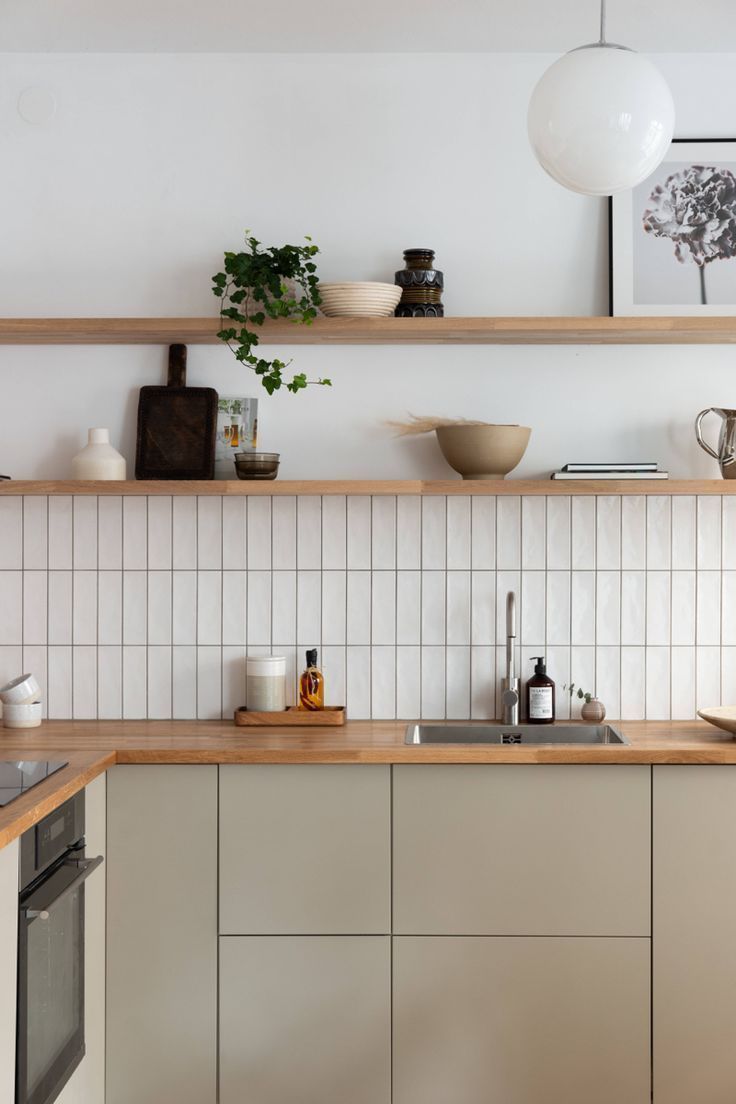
<box><xmin>0</xmin><ymin>51</ymin><xmax>735</xmax><ymax>480</ymax></box>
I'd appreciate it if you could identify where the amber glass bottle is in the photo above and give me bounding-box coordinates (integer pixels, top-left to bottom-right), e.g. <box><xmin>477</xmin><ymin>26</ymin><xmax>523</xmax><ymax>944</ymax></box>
<box><xmin>299</xmin><ymin>649</ymin><xmax>325</xmax><ymax>710</ymax></box>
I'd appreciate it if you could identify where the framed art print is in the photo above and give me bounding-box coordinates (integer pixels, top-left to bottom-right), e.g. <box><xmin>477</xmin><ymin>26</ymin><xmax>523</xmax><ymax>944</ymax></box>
<box><xmin>611</xmin><ymin>139</ymin><xmax>736</xmax><ymax>315</ymax></box>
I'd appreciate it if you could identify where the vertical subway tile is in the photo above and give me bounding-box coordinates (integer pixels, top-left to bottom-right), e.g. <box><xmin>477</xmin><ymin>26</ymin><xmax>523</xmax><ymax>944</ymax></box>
<box><xmin>571</xmin><ymin>572</ymin><xmax>595</xmax><ymax>645</ymax></box>
<box><xmin>123</xmin><ymin>571</ymin><xmax>147</xmax><ymax>645</ymax></box>
<box><xmin>646</xmin><ymin>571</ymin><xmax>671</xmax><ymax>646</ymax></box>
<box><xmin>671</xmin><ymin>496</ymin><xmax>696</xmax><ymax>570</ymax></box>
<box><xmin>721</xmin><ymin>647</ymin><xmax>736</xmax><ymax>705</ymax></box>
<box><xmin>545</xmin><ymin>646</ymin><xmax>570</xmax><ymax>719</ymax></box>
<box><xmin>447</xmin><ymin>572</ymin><xmax>471</xmax><ymax>646</ymax></box>
<box><xmin>197</xmin><ymin>571</ymin><xmax>222</xmax><ymax>645</ymax></box>
<box><xmin>521</xmin><ymin>497</ymin><xmax>546</xmax><ymax>569</ymax></box>
<box><xmin>595</xmin><ymin>646</ymin><xmax>620</xmax><ymax>719</ymax></box>
<box><xmin>197</xmin><ymin>647</ymin><xmax>222</xmax><ymax>719</ymax></box>
<box><xmin>546</xmin><ymin>571</ymin><xmax>571</xmax><ymax>646</ymax></box>
<box><xmin>197</xmin><ymin>497</ymin><xmax>222</xmax><ymax>569</ymax></box>
<box><xmin>98</xmin><ymin>572</ymin><xmax>122</xmax><ymax>646</ymax></box>
<box><xmin>571</xmin><ymin>497</ymin><xmax>595</xmax><ymax>569</ymax></box>
<box><xmin>421</xmin><ymin>646</ymin><xmax>446</xmax><ymax>719</ymax></box>
<box><xmin>0</xmin><ymin>647</ymin><xmax>22</xmax><ymax>697</ymax></box>
<box><xmin>123</xmin><ymin>497</ymin><xmax>147</xmax><ymax>569</ymax></box>
<box><xmin>48</xmin><ymin>571</ymin><xmax>72</xmax><ymax>645</ymax></box>
<box><xmin>98</xmin><ymin>647</ymin><xmax>122</xmax><ymax>719</ymax></box>
<box><xmin>73</xmin><ymin>646</ymin><xmax>97</xmax><ymax>718</ymax></box>
<box><xmin>22</xmin><ymin>646</ymin><xmax>47</xmax><ymax>717</ymax></box>
<box><xmin>347</xmin><ymin>497</ymin><xmax>371</xmax><ymax>569</ymax></box>
<box><xmin>470</xmin><ymin>646</ymin><xmax>495</xmax><ymax>719</ymax></box>
<box><xmin>471</xmin><ymin>496</ymin><xmax>496</xmax><ymax>570</ymax></box>
<box><xmin>371</xmin><ymin>497</ymin><xmax>397</xmax><ymax>569</ymax></box>
<box><xmin>321</xmin><ymin>572</ymin><xmax>346</xmax><ymax>646</ymax></box>
<box><xmin>647</xmin><ymin>496</ymin><xmax>671</xmax><ymax>570</ymax></box>
<box><xmin>696</xmin><ymin>646</ymin><xmax>721</xmax><ymax>711</ymax></box>
<box><xmin>98</xmin><ymin>497</ymin><xmax>122</xmax><ymax>570</ymax></box>
<box><xmin>172</xmin><ymin>571</ymin><xmax>197</xmax><ymax>645</ymax></box>
<box><xmin>247</xmin><ymin>571</ymin><xmax>272</xmax><ymax>646</ymax></box>
<box><xmin>246</xmin><ymin>498</ymin><xmax>271</xmax><ymax>569</ymax></box>
<box><xmin>371</xmin><ymin>645</ymin><xmax>396</xmax><ymax>720</ymax></box>
<box><xmin>546</xmin><ymin>497</ymin><xmax>571</xmax><ymax>570</ymax></box>
<box><xmin>0</xmin><ymin>498</ymin><xmax>22</xmax><ymax>569</ymax></box>
<box><xmin>495</xmin><ymin>571</ymin><xmax>520</xmax><ymax>640</ymax></box>
<box><xmin>320</xmin><ymin>646</ymin><xmax>345</xmax><ymax>708</ymax></box>
<box><xmin>147</xmin><ymin>497</ymin><xmax>172</xmax><ymax>570</ymax></box>
<box><xmin>297</xmin><ymin>496</ymin><xmax>322</xmax><ymax>569</ymax></box>
<box><xmin>723</xmin><ymin>497</ymin><xmax>736</xmax><ymax>570</ymax></box>
<box><xmin>671</xmin><ymin>572</ymin><xmax>696</xmax><ymax>646</ymax></box>
<box><xmin>47</xmin><ymin>646</ymin><xmax>72</xmax><ymax>718</ymax></box>
<box><xmin>671</xmin><ymin>647</ymin><xmax>696</xmax><ymax>720</ymax></box>
<box><xmin>495</xmin><ymin>645</ymin><xmax>520</xmax><ymax>719</ymax></box>
<box><xmin>697</xmin><ymin>496</ymin><xmax>722</xmax><ymax>570</ymax></box>
<box><xmin>22</xmin><ymin>497</ymin><xmax>47</xmax><ymax>570</ymax></box>
<box><xmin>172</xmin><ymin>646</ymin><xmax>197</xmax><ymax>719</ymax></box>
<box><xmin>397</xmin><ymin>571</ymin><xmax>421</xmax><ymax>646</ymax></box>
<box><xmin>122</xmin><ymin>645</ymin><xmax>147</xmax><ymax>719</ymax></box>
<box><xmin>397</xmin><ymin>646</ymin><xmax>421</xmax><ymax>718</ymax></box>
<box><xmin>48</xmin><ymin>497</ymin><xmax>73</xmax><ymax>569</ymax></box>
<box><xmin>297</xmin><ymin>570</ymin><xmax>321</xmax><ymax>646</ymax></box>
<box><xmin>646</xmin><ymin>646</ymin><xmax>671</xmax><ymax>719</ymax></box>
<box><xmin>595</xmin><ymin>570</ymin><xmax>620</xmax><ymax>646</ymax></box>
<box><xmin>73</xmin><ymin>497</ymin><xmax>98</xmax><ymax>569</ymax></box>
<box><xmin>621</xmin><ymin>496</ymin><xmax>646</xmax><ymax>570</ymax></box>
<box><xmin>722</xmin><ymin>572</ymin><xmax>736</xmax><ymax>645</ymax></box>
<box><xmin>371</xmin><ymin>572</ymin><xmax>396</xmax><ymax>645</ymax></box>
<box><xmin>22</xmin><ymin>572</ymin><xmax>47</xmax><ymax>645</ymax></box>
<box><xmin>346</xmin><ymin>572</ymin><xmax>371</xmax><ymax>645</ymax></box>
<box><xmin>421</xmin><ymin>571</ymin><xmax>446</xmax><ymax>646</ymax></box>
<box><xmin>621</xmin><ymin>571</ymin><xmax>646</xmax><ymax>645</ymax></box>
<box><xmin>222</xmin><ymin>571</ymin><xmax>247</xmax><ymax>646</ymax></box>
<box><xmin>397</xmin><ymin>496</ymin><xmax>421</xmax><ymax>570</ymax></box>
<box><xmin>620</xmin><ymin>647</ymin><xmax>646</xmax><ymax>720</ymax></box>
<box><xmin>72</xmin><ymin>570</ymin><xmax>97</xmax><ymax>645</ymax></box>
<box><xmin>446</xmin><ymin>647</ymin><xmax>470</xmax><ymax>719</ymax></box>
<box><xmin>696</xmin><ymin>571</ymin><xmax>721</xmax><ymax>645</ymax></box>
<box><xmin>147</xmin><ymin>570</ymin><xmax>172</xmax><ymax>646</ymax></box>
<box><xmin>147</xmin><ymin>647</ymin><xmax>172</xmax><ymax>719</ymax></box>
<box><xmin>321</xmin><ymin>496</ymin><xmax>346</xmax><ymax>570</ymax></box>
<box><xmin>471</xmin><ymin>571</ymin><xmax>495</xmax><ymax>646</ymax></box>
<box><xmin>447</xmin><ymin>497</ymin><xmax>471</xmax><ymax>570</ymax></box>
<box><xmin>521</xmin><ymin>571</ymin><xmax>546</xmax><ymax>645</ymax></box>
<box><xmin>496</xmin><ymin>497</ymin><xmax>521</xmax><ymax>569</ymax></box>
<box><xmin>569</xmin><ymin>646</ymin><xmax>595</xmax><ymax>718</ymax></box>
<box><xmin>595</xmin><ymin>497</ymin><xmax>621</xmax><ymax>570</ymax></box>
<box><xmin>222</xmin><ymin>498</ymin><xmax>247</xmax><ymax>571</ymax></box>
<box><xmin>346</xmin><ymin>646</ymin><xmax>371</xmax><ymax>719</ymax></box>
<box><xmin>222</xmin><ymin>646</ymin><xmax>247</xmax><ymax>716</ymax></box>
<box><xmin>422</xmin><ymin>497</ymin><xmax>447</xmax><ymax>569</ymax></box>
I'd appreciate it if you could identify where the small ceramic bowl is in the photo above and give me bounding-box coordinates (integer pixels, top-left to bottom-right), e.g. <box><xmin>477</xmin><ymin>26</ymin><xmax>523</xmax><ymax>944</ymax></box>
<box><xmin>234</xmin><ymin>452</ymin><xmax>280</xmax><ymax>481</ymax></box>
<box><xmin>2</xmin><ymin>701</ymin><xmax>42</xmax><ymax>728</ymax></box>
<box><xmin>0</xmin><ymin>673</ymin><xmax>41</xmax><ymax>705</ymax></box>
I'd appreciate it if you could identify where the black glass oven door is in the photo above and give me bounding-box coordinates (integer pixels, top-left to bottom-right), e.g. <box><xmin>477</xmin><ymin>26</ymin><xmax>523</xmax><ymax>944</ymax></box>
<box><xmin>16</xmin><ymin>854</ymin><xmax>103</xmax><ymax>1104</ymax></box>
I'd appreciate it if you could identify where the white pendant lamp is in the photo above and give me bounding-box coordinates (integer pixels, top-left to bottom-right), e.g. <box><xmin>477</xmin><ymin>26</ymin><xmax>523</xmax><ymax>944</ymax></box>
<box><xmin>527</xmin><ymin>0</ymin><xmax>675</xmax><ymax>195</ymax></box>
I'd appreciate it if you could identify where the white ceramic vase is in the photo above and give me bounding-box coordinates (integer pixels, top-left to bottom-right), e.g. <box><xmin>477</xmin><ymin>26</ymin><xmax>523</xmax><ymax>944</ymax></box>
<box><xmin>71</xmin><ymin>428</ymin><xmax>126</xmax><ymax>480</ymax></box>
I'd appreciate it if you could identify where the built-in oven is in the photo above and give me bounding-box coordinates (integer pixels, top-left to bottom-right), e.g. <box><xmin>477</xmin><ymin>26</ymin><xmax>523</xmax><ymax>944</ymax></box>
<box><xmin>16</xmin><ymin>791</ymin><xmax>103</xmax><ymax>1104</ymax></box>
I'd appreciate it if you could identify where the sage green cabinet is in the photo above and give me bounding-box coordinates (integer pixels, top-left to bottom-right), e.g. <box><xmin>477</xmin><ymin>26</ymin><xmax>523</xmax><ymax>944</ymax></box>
<box><xmin>393</xmin><ymin>936</ymin><xmax>650</xmax><ymax>1104</ymax></box>
<box><xmin>219</xmin><ymin>765</ymin><xmax>391</xmax><ymax>934</ymax></box>
<box><xmin>219</xmin><ymin>936</ymin><xmax>391</xmax><ymax>1104</ymax></box>
<box><xmin>393</xmin><ymin>764</ymin><xmax>650</xmax><ymax>935</ymax></box>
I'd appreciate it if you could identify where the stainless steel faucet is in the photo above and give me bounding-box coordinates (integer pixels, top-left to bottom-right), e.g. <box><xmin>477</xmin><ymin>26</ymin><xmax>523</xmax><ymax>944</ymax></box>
<box><xmin>501</xmin><ymin>591</ymin><xmax>520</xmax><ymax>724</ymax></box>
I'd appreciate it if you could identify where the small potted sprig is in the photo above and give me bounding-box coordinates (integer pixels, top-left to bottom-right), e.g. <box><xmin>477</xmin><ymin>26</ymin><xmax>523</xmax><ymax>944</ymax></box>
<box><xmin>564</xmin><ymin>683</ymin><xmax>606</xmax><ymax>723</ymax></box>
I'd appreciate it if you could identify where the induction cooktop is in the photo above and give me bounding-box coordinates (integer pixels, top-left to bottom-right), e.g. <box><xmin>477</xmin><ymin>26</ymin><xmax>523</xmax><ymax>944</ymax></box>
<box><xmin>0</xmin><ymin>760</ymin><xmax>68</xmax><ymax>807</ymax></box>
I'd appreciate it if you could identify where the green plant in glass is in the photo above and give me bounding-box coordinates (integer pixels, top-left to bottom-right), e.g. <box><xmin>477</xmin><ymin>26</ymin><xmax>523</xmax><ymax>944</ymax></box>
<box><xmin>212</xmin><ymin>233</ymin><xmax>331</xmax><ymax>395</ymax></box>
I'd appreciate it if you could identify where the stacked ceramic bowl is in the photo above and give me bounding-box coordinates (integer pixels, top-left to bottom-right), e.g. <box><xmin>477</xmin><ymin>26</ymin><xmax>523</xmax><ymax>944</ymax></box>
<box><xmin>0</xmin><ymin>674</ymin><xmax>42</xmax><ymax>728</ymax></box>
<box><xmin>318</xmin><ymin>282</ymin><xmax>402</xmax><ymax>318</ymax></box>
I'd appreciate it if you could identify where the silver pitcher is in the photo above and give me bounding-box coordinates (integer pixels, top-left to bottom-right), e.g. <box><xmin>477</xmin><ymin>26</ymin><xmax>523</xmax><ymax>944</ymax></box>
<box><xmin>695</xmin><ymin>408</ymin><xmax>736</xmax><ymax>479</ymax></box>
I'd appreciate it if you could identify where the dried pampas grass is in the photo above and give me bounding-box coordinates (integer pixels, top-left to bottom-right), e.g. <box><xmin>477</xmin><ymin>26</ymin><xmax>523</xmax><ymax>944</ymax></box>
<box><xmin>386</xmin><ymin>415</ymin><xmax>491</xmax><ymax>437</ymax></box>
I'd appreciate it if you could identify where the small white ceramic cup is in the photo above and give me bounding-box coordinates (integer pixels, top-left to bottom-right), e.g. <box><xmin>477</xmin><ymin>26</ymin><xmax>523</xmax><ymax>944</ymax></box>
<box><xmin>2</xmin><ymin>701</ymin><xmax>42</xmax><ymax>728</ymax></box>
<box><xmin>0</xmin><ymin>674</ymin><xmax>41</xmax><ymax>706</ymax></box>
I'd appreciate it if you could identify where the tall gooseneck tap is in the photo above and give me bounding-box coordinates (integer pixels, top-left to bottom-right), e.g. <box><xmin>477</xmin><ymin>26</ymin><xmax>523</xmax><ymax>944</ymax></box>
<box><xmin>501</xmin><ymin>591</ymin><xmax>520</xmax><ymax>724</ymax></box>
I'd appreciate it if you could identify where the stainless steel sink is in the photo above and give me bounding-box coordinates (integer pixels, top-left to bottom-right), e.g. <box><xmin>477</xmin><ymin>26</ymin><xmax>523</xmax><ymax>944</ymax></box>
<box><xmin>405</xmin><ymin>723</ymin><xmax>628</xmax><ymax>745</ymax></box>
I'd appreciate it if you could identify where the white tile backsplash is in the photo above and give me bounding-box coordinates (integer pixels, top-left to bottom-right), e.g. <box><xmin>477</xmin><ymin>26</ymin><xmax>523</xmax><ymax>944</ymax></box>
<box><xmin>5</xmin><ymin>491</ymin><xmax>736</xmax><ymax>720</ymax></box>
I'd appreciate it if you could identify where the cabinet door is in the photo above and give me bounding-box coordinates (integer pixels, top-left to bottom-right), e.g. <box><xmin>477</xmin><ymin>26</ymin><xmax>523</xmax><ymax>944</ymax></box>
<box><xmin>0</xmin><ymin>838</ymin><xmax>18</xmax><ymax>1103</ymax></box>
<box><xmin>394</xmin><ymin>936</ymin><xmax>650</xmax><ymax>1104</ymax></box>
<box><xmin>220</xmin><ymin>936</ymin><xmax>391</xmax><ymax>1104</ymax></box>
<box><xmin>106</xmin><ymin>765</ymin><xmax>217</xmax><ymax>1104</ymax></box>
<box><xmin>394</xmin><ymin>764</ymin><xmax>650</xmax><ymax>935</ymax></box>
<box><xmin>654</xmin><ymin>765</ymin><xmax>736</xmax><ymax>1104</ymax></box>
<box><xmin>219</xmin><ymin>765</ymin><xmax>391</xmax><ymax>934</ymax></box>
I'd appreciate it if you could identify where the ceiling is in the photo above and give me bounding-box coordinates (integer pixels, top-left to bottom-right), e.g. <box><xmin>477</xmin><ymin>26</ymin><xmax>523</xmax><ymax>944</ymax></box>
<box><xmin>2</xmin><ymin>0</ymin><xmax>735</xmax><ymax>53</ymax></box>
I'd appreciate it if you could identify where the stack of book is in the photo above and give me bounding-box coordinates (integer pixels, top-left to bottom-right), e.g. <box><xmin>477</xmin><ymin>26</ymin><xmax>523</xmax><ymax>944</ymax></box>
<box><xmin>551</xmin><ymin>463</ymin><xmax>669</xmax><ymax>481</ymax></box>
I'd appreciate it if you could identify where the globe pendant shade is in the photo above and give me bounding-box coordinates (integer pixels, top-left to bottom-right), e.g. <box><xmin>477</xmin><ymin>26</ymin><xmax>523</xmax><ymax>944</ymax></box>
<box><xmin>527</xmin><ymin>45</ymin><xmax>675</xmax><ymax>195</ymax></box>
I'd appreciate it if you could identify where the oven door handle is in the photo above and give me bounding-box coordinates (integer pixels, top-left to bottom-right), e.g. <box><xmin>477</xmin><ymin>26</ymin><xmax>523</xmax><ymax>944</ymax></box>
<box><xmin>22</xmin><ymin>854</ymin><xmax>104</xmax><ymax>921</ymax></box>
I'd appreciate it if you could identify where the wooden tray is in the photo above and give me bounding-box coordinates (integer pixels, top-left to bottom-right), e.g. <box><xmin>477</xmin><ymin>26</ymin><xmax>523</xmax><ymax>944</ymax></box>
<box><xmin>234</xmin><ymin>706</ymin><xmax>346</xmax><ymax>727</ymax></box>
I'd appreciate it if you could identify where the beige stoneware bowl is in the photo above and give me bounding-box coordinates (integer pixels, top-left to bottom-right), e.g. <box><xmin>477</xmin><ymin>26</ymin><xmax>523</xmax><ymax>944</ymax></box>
<box><xmin>698</xmin><ymin>707</ymin><xmax>736</xmax><ymax>736</ymax></box>
<box><xmin>318</xmin><ymin>281</ymin><xmax>402</xmax><ymax>318</ymax></box>
<box><xmin>435</xmin><ymin>424</ymin><xmax>531</xmax><ymax>480</ymax></box>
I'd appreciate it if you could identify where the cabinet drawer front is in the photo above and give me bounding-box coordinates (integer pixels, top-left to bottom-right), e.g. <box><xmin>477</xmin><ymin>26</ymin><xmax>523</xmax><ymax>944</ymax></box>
<box><xmin>219</xmin><ymin>765</ymin><xmax>391</xmax><ymax>934</ymax></box>
<box><xmin>394</xmin><ymin>764</ymin><xmax>650</xmax><ymax>935</ymax></box>
<box><xmin>394</xmin><ymin>936</ymin><xmax>650</xmax><ymax>1104</ymax></box>
<box><xmin>220</xmin><ymin>936</ymin><xmax>391</xmax><ymax>1104</ymax></box>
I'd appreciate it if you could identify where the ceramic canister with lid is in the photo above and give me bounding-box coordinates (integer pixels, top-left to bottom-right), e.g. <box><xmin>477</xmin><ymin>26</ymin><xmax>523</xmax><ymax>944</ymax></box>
<box><xmin>246</xmin><ymin>655</ymin><xmax>286</xmax><ymax>712</ymax></box>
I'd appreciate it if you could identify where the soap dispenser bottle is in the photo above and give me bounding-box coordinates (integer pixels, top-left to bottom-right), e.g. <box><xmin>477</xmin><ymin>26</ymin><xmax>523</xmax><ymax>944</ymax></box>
<box><xmin>526</xmin><ymin>656</ymin><xmax>555</xmax><ymax>725</ymax></box>
<box><xmin>299</xmin><ymin>649</ymin><xmax>325</xmax><ymax>711</ymax></box>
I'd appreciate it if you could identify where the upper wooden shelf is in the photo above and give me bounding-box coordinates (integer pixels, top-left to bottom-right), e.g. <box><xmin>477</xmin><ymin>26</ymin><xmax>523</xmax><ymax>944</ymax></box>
<box><xmin>1</xmin><ymin>480</ymin><xmax>734</xmax><ymax>496</ymax></box>
<box><xmin>2</xmin><ymin>316</ymin><xmax>736</xmax><ymax>345</ymax></box>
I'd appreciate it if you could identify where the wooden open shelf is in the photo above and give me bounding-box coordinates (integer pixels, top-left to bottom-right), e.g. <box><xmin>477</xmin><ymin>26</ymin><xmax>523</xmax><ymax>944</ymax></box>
<box><xmin>2</xmin><ymin>316</ymin><xmax>736</xmax><ymax>345</ymax></box>
<box><xmin>1</xmin><ymin>480</ymin><xmax>733</xmax><ymax>496</ymax></box>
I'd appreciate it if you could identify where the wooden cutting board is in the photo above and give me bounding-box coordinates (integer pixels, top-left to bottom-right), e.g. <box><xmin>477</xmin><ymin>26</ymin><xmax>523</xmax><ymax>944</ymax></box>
<box><xmin>135</xmin><ymin>344</ymin><xmax>218</xmax><ymax>479</ymax></box>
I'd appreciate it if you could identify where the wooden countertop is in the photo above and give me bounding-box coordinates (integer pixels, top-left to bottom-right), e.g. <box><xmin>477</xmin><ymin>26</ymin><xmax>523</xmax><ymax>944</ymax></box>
<box><xmin>0</xmin><ymin>718</ymin><xmax>734</xmax><ymax>850</ymax></box>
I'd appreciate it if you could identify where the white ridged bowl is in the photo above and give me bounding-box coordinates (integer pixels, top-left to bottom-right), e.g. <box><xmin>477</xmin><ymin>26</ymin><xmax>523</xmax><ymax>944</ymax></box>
<box><xmin>318</xmin><ymin>282</ymin><xmax>402</xmax><ymax>318</ymax></box>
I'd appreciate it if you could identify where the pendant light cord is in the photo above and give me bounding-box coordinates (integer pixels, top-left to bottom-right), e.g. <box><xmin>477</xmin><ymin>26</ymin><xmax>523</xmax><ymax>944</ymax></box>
<box><xmin>599</xmin><ymin>0</ymin><xmax>607</xmax><ymax>44</ymax></box>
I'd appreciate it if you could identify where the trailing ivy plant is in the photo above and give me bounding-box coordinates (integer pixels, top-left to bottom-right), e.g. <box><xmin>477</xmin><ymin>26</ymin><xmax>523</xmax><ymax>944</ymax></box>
<box><xmin>212</xmin><ymin>233</ymin><xmax>331</xmax><ymax>395</ymax></box>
